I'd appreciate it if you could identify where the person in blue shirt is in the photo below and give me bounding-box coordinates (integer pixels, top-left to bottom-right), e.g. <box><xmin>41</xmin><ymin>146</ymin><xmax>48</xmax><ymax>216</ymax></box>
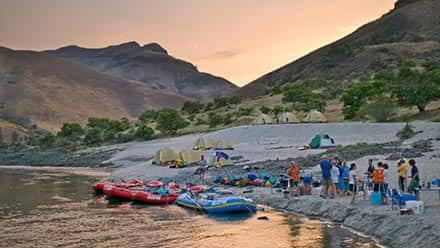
<box><xmin>320</xmin><ymin>156</ymin><xmax>333</xmax><ymax>198</ymax></box>
<box><xmin>408</xmin><ymin>159</ymin><xmax>420</xmax><ymax>195</ymax></box>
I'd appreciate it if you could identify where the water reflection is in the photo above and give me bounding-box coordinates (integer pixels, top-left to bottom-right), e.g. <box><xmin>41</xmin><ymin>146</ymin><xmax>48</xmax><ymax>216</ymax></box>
<box><xmin>0</xmin><ymin>168</ymin><xmax>381</xmax><ymax>248</ymax></box>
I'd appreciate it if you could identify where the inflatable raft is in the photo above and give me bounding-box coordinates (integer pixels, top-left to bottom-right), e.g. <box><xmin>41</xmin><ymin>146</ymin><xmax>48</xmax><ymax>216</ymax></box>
<box><xmin>103</xmin><ymin>183</ymin><xmax>177</xmax><ymax>204</ymax></box>
<box><xmin>176</xmin><ymin>192</ymin><xmax>257</xmax><ymax>214</ymax></box>
<box><xmin>93</xmin><ymin>180</ymin><xmax>142</xmax><ymax>193</ymax></box>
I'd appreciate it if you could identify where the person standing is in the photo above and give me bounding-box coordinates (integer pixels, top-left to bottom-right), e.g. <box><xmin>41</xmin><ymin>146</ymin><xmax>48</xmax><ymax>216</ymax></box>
<box><xmin>383</xmin><ymin>163</ymin><xmax>390</xmax><ymax>204</ymax></box>
<box><xmin>287</xmin><ymin>161</ymin><xmax>300</xmax><ymax>197</ymax></box>
<box><xmin>349</xmin><ymin>163</ymin><xmax>358</xmax><ymax>204</ymax></box>
<box><xmin>372</xmin><ymin>162</ymin><xmax>385</xmax><ymax>203</ymax></box>
<box><xmin>330</xmin><ymin>159</ymin><xmax>340</xmax><ymax>198</ymax></box>
<box><xmin>397</xmin><ymin>159</ymin><xmax>409</xmax><ymax>192</ymax></box>
<box><xmin>320</xmin><ymin>156</ymin><xmax>332</xmax><ymax>198</ymax></box>
<box><xmin>302</xmin><ymin>168</ymin><xmax>313</xmax><ymax>195</ymax></box>
<box><xmin>408</xmin><ymin>159</ymin><xmax>420</xmax><ymax>196</ymax></box>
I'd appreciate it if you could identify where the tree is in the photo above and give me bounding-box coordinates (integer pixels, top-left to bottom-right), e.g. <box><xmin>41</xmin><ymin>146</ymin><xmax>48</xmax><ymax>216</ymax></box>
<box><xmin>38</xmin><ymin>133</ymin><xmax>56</xmax><ymax>148</ymax></box>
<box><xmin>155</xmin><ymin>109</ymin><xmax>188</xmax><ymax>135</ymax></box>
<box><xmin>282</xmin><ymin>85</ymin><xmax>326</xmax><ymax>112</ymax></box>
<box><xmin>392</xmin><ymin>67</ymin><xmax>440</xmax><ymax>112</ymax></box>
<box><xmin>134</xmin><ymin>124</ymin><xmax>154</xmax><ymax>140</ymax></box>
<box><xmin>272</xmin><ymin>105</ymin><xmax>285</xmax><ymax>116</ymax></box>
<box><xmin>57</xmin><ymin>123</ymin><xmax>84</xmax><ymax>139</ymax></box>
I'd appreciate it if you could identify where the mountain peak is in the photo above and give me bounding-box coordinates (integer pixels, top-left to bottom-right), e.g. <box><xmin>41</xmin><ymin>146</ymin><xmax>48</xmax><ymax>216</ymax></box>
<box><xmin>107</xmin><ymin>41</ymin><xmax>141</xmax><ymax>50</ymax></box>
<box><xmin>142</xmin><ymin>42</ymin><xmax>168</xmax><ymax>54</ymax></box>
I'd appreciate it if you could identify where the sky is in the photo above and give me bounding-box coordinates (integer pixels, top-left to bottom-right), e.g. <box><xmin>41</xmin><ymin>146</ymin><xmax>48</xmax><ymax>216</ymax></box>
<box><xmin>0</xmin><ymin>0</ymin><xmax>396</xmax><ymax>86</ymax></box>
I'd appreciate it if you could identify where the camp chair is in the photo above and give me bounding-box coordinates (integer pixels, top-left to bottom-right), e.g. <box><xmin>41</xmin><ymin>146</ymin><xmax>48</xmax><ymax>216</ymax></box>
<box><xmin>390</xmin><ymin>189</ymin><xmax>404</xmax><ymax>210</ymax></box>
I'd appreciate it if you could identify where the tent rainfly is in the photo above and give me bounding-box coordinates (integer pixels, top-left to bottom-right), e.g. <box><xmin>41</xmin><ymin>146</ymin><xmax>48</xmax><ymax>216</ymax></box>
<box><xmin>309</xmin><ymin>134</ymin><xmax>336</xmax><ymax>149</ymax></box>
<box><xmin>279</xmin><ymin>112</ymin><xmax>300</xmax><ymax>124</ymax></box>
<box><xmin>304</xmin><ymin>110</ymin><xmax>327</xmax><ymax>123</ymax></box>
<box><xmin>154</xmin><ymin>147</ymin><xmax>178</xmax><ymax>165</ymax></box>
<box><xmin>193</xmin><ymin>137</ymin><xmax>214</xmax><ymax>150</ymax></box>
<box><xmin>253</xmin><ymin>114</ymin><xmax>274</xmax><ymax>125</ymax></box>
<box><xmin>214</xmin><ymin>139</ymin><xmax>234</xmax><ymax>150</ymax></box>
<box><xmin>178</xmin><ymin>149</ymin><xmax>201</xmax><ymax>165</ymax></box>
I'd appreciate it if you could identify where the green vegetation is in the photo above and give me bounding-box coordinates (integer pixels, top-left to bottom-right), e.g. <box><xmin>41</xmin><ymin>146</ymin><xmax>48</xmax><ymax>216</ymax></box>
<box><xmin>208</xmin><ymin>112</ymin><xmax>224</xmax><ymax>128</ymax></box>
<box><xmin>342</xmin><ymin>65</ymin><xmax>440</xmax><ymax>120</ymax></box>
<box><xmin>282</xmin><ymin>85</ymin><xmax>326</xmax><ymax>112</ymax></box>
<box><xmin>396</xmin><ymin>123</ymin><xmax>416</xmax><ymax>140</ymax></box>
<box><xmin>361</xmin><ymin>97</ymin><xmax>396</xmax><ymax>122</ymax></box>
<box><xmin>155</xmin><ymin>109</ymin><xmax>188</xmax><ymax>135</ymax></box>
<box><xmin>182</xmin><ymin>101</ymin><xmax>204</xmax><ymax>114</ymax></box>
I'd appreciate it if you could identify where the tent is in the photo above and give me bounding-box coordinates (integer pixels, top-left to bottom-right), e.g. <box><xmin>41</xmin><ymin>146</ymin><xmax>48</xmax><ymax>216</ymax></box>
<box><xmin>253</xmin><ymin>114</ymin><xmax>274</xmax><ymax>125</ymax></box>
<box><xmin>193</xmin><ymin>136</ymin><xmax>214</xmax><ymax>150</ymax></box>
<box><xmin>178</xmin><ymin>149</ymin><xmax>201</xmax><ymax>165</ymax></box>
<box><xmin>279</xmin><ymin>112</ymin><xmax>300</xmax><ymax>124</ymax></box>
<box><xmin>304</xmin><ymin>110</ymin><xmax>327</xmax><ymax>123</ymax></box>
<box><xmin>214</xmin><ymin>139</ymin><xmax>234</xmax><ymax>150</ymax></box>
<box><xmin>309</xmin><ymin>134</ymin><xmax>336</xmax><ymax>149</ymax></box>
<box><xmin>154</xmin><ymin>147</ymin><xmax>178</xmax><ymax>165</ymax></box>
<box><xmin>214</xmin><ymin>157</ymin><xmax>234</xmax><ymax>168</ymax></box>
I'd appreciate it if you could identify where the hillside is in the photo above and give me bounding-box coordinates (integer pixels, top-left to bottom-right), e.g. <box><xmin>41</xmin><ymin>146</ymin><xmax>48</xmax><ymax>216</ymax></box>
<box><xmin>239</xmin><ymin>0</ymin><xmax>440</xmax><ymax>97</ymax></box>
<box><xmin>0</xmin><ymin>47</ymin><xmax>188</xmax><ymax>131</ymax></box>
<box><xmin>47</xmin><ymin>42</ymin><xmax>237</xmax><ymax>101</ymax></box>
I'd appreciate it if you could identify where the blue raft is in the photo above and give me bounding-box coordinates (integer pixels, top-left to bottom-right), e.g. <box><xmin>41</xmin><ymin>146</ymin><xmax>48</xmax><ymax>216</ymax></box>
<box><xmin>176</xmin><ymin>192</ymin><xmax>257</xmax><ymax>214</ymax></box>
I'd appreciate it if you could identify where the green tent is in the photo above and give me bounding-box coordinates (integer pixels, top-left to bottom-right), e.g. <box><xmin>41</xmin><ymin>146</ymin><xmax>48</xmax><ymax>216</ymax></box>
<box><xmin>309</xmin><ymin>134</ymin><xmax>336</xmax><ymax>149</ymax></box>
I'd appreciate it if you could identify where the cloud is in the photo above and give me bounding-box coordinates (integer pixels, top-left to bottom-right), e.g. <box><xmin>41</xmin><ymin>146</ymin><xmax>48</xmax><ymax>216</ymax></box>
<box><xmin>199</xmin><ymin>49</ymin><xmax>245</xmax><ymax>60</ymax></box>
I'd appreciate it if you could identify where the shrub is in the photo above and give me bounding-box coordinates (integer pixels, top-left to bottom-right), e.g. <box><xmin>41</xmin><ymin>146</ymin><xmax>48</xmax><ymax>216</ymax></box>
<box><xmin>84</xmin><ymin>128</ymin><xmax>102</xmax><ymax>145</ymax></box>
<box><xmin>361</xmin><ymin>98</ymin><xmax>396</xmax><ymax>122</ymax></box>
<box><xmin>57</xmin><ymin>123</ymin><xmax>84</xmax><ymax>139</ymax></box>
<box><xmin>195</xmin><ymin>117</ymin><xmax>207</xmax><ymax>126</ymax></box>
<box><xmin>396</xmin><ymin>123</ymin><xmax>416</xmax><ymax>140</ymax></box>
<box><xmin>182</xmin><ymin>101</ymin><xmax>204</xmax><ymax>114</ymax></box>
<box><xmin>208</xmin><ymin>112</ymin><xmax>224</xmax><ymax>128</ymax></box>
<box><xmin>235</xmin><ymin>107</ymin><xmax>253</xmax><ymax>117</ymax></box>
<box><xmin>259</xmin><ymin>106</ymin><xmax>271</xmax><ymax>114</ymax></box>
<box><xmin>272</xmin><ymin>105</ymin><xmax>285</xmax><ymax>116</ymax></box>
<box><xmin>134</xmin><ymin>124</ymin><xmax>154</xmax><ymax>140</ymax></box>
<box><xmin>156</xmin><ymin>109</ymin><xmax>188</xmax><ymax>135</ymax></box>
<box><xmin>139</xmin><ymin>110</ymin><xmax>159</xmax><ymax>123</ymax></box>
<box><xmin>37</xmin><ymin>133</ymin><xmax>56</xmax><ymax>148</ymax></box>
<box><xmin>282</xmin><ymin>85</ymin><xmax>326</xmax><ymax>112</ymax></box>
<box><xmin>213</xmin><ymin>96</ymin><xmax>241</xmax><ymax>109</ymax></box>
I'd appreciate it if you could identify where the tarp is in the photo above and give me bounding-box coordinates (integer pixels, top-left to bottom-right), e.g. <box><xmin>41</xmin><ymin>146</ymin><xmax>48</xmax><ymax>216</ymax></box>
<box><xmin>253</xmin><ymin>114</ymin><xmax>274</xmax><ymax>125</ymax></box>
<box><xmin>193</xmin><ymin>137</ymin><xmax>214</xmax><ymax>150</ymax></box>
<box><xmin>154</xmin><ymin>147</ymin><xmax>177</xmax><ymax>165</ymax></box>
<box><xmin>309</xmin><ymin>134</ymin><xmax>336</xmax><ymax>149</ymax></box>
<box><xmin>214</xmin><ymin>139</ymin><xmax>233</xmax><ymax>150</ymax></box>
<box><xmin>279</xmin><ymin>112</ymin><xmax>300</xmax><ymax>124</ymax></box>
<box><xmin>304</xmin><ymin>110</ymin><xmax>327</xmax><ymax>123</ymax></box>
<box><xmin>215</xmin><ymin>151</ymin><xmax>229</xmax><ymax>160</ymax></box>
<box><xmin>178</xmin><ymin>149</ymin><xmax>201</xmax><ymax>165</ymax></box>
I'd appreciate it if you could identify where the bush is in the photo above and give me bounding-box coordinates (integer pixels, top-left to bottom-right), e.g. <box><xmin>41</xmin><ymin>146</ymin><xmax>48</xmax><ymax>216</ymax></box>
<box><xmin>396</xmin><ymin>123</ymin><xmax>416</xmax><ymax>140</ymax></box>
<box><xmin>37</xmin><ymin>133</ymin><xmax>56</xmax><ymax>148</ymax></box>
<box><xmin>272</xmin><ymin>105</ymin><xmax>285</xmax><ymax>116</ymax></box>
<box><xmin>139</xmin><ymin>110</ymin><xmax>159</xmax><ymax>123</ymax></box>
<box><xmin>208</xmin><ymin>112</ymin><xmax>224</xmax><ymax>128</ymax></box>
<box><xmin>156</xmin><ymin>109</ymin><xmax>188</xmax><ymax>135</ymax></box>
<box><xmin>213</xmin><ymin>96</ymin><xmax>241</xmax><ymax>109</ymax></box>
<box><xmin>182</xmin><ymin>101</ymin><xmax>204</xmax><ymax>114</ymax></box>
<box><xmin>57</xmin><ymin>123</ymin><xmax>84</xmax><ymax>139</ymax></box>
<box><xmin>282</xmin><ymin>85</ymin><xmax>326</xmax><ymax>112</ymax></box>
<box><xmin>362</xmin><ymin>98</ymin><xmax>396</xmax><ymax>122</ymax></box>
<box><xmin>134</xmin><ymin>124</ymin><xmax>154</xmax><ymax>140</ymax></box>
<box><xmin>259</xmin><ymin>106</ymin><xmax>271</xmax><ymax>114</ymax></box>
<box><xmin>195</xmin><ymin>117</ymin><xmax>207</xmax><ymax>126</ymax></box>
<box><xmin>84</xmin><ymin>128</ymin><xmax>102</xmax><ymax>145</ymax></box>
<box><xmin>235</xmin><ymin>107</ymin><xmax>253</xmax><ymax>117</ymax></box>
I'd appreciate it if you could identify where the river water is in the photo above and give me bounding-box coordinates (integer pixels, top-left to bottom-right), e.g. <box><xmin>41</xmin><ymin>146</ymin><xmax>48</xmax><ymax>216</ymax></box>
<box><xmin>0</xmin><ymin>168</ymin><xmax>382</xmax><ymax>248</ymax></box>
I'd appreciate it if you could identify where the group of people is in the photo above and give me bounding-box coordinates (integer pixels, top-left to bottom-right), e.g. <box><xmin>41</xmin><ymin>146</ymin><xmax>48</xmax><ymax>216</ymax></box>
<box><xmin>319</xmin><ymin>156</ymin><xmax>358</xmax><ymax>203</ymax></box>
<box><xmin>286</xmin><ymin>155</ymin><xmax>421</xmax><ymax>205</ymax></box>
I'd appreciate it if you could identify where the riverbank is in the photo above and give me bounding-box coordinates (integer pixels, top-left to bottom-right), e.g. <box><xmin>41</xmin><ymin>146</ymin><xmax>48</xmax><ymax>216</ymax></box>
<box><xmin>229</xmin><ymin>187</ymin><xmax>440</xmax><ymax>248</ymax></box>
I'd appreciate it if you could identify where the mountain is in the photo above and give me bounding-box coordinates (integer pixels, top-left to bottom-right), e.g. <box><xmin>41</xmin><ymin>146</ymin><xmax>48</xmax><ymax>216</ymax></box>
<box><xmin>0</xmin><ymin>47</ymin><xmax>188</xmax><ymax>131</ymax></box>
<box><xmin>47</xmin><ymin>42</ymin><xmax>237</xmax><ymax>101</ymax></box>
<box><xmin>238</xmin><ymin>0</ymin><xmax>440</xmax><ymax>97</ymax></box>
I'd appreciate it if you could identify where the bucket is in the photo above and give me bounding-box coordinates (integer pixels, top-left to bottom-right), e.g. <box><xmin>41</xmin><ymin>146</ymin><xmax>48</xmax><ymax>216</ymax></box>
<box><xmin>370</xmin><ymin>191</ymin><xmax>382</xmax><ymax>205</ymax></box>
<box><xmin>405</xmin><ymin>200</ymin><xmax>424</xmax><ymax>214</ymax></box>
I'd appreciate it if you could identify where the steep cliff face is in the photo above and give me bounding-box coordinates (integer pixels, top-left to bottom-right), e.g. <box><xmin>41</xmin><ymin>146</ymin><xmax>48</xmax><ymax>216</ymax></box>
<box><xmin>48</xmin><ymin>42</ymin><xmax>237</xmax><ymax>101</ymax></box>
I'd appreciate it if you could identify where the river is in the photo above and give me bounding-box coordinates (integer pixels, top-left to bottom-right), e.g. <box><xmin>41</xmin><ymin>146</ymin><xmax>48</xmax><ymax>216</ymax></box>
<box><xmin>0</xmin><ymin>168</ymin><xmax>382</xmax><ymax>247</ymax></box>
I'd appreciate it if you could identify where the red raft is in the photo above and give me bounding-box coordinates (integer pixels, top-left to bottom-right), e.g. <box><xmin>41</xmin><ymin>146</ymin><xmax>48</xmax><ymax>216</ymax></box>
<box><xmin>93</xmin><ymin>179</ymin><xmax>142</xmax><ymax>193</ymax></box>
<box><xmin>103</xmin><ymin>182</ymin><xmax>178</xmax><ymax>205</ymax></box>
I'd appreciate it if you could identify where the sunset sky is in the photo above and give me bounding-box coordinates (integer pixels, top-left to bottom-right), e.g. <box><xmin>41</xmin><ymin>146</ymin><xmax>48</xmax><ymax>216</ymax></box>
<box><xmin>0</xmin><ymin>0</ymin><xmax>396</xmax><ymax>86</ymax></box>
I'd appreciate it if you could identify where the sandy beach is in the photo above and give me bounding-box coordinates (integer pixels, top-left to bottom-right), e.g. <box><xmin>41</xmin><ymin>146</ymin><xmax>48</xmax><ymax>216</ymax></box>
<box><xmin>104</xmin><ymin>121</ymin><xmax>440</xmax><ymax>248</ymax></box>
